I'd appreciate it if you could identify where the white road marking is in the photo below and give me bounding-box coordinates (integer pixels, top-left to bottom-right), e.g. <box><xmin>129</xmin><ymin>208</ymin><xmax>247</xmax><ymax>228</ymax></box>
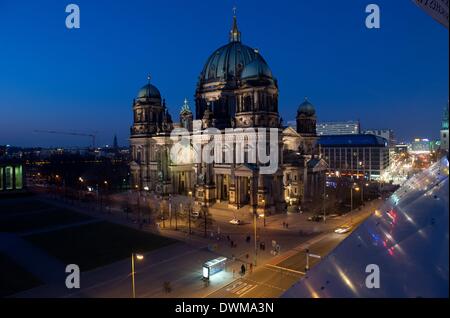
<box><xmin>265</xmin><ymin>264</ymin><xmax>305</xmax><ymax>275</ymax></box>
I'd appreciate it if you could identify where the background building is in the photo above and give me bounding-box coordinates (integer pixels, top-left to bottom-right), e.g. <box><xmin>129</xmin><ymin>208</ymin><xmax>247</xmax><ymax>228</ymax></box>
<box><xmin>410</xmin><ymin>138</ymin><xmax>431</xmax><ymax>154</ymax></box>
<box><xmin>319</xmin><ymin>134</ymin><xmax>390</xmax><ymax>180</ymax></box>
<box><xmin>395</xmin><ymin>144</ymin><xmax>409</xmax><ymax>154</ymax></box>
<box><xmin>363</xmin><ymin>129</ymin><xmax>395</xmax><ymax>147</ymax></box>
<box><xmin>317</xmin><ymin>121</ymin><xmax>360</xmax><ymax>136</ymax></box>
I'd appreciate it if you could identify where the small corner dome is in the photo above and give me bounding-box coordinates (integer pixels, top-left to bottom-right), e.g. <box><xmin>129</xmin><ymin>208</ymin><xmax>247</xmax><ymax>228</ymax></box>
<box><xmin>241</xmin><ymin>56</ymin><xmax>273</xmax><ymax>80</ymax></box>
<box><xmin>137</xmin><ymin>83</ymin><xmax>161</xmax><ymax>100</ymax></box>
<box><xmin>298</xmin><ymin>98</ymin><xmax>316</xmax><ymax>116</ymax></box>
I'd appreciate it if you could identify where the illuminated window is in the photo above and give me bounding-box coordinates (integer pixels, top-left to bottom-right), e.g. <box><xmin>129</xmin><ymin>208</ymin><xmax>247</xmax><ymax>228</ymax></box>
<box><xmin>5</xmin><ymin>166</ymin><xmax>13</xmax><ymax>190</ymax></box>
<box><xmin>15</xmin><ymin>165</ymin><xmax>23</xmax><ymax>190</ymax></box>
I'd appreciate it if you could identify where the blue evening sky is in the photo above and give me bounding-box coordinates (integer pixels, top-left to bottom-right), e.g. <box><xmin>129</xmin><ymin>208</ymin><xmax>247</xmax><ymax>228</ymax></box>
<box><xmin>0</xmin><ymin>0</ymin><xmax>448</xmax><ymax>147</ymax></box>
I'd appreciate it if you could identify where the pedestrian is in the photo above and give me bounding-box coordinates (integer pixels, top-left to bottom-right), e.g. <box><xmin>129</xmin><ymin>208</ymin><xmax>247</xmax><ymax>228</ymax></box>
<box><xmin>241</xmin><ymin>264</ymin><xmax>246</xmax><ymax>275</ymax></box>
<box><xmin>232</xmin><ymin>269</ymin><xmax>235</xmax><ymax>278</ymax></box>
<box><xmin>227</xmin><ymin>235</ymin><xmax>230</xmax><ymax>241</ymax></box>
<box><xmin>230</xmin><ymin>240</ymin><xmax>233</xmax><ymax>248</ymax></box>
<box><xmin>286</xmin><ymin>223</ymin><xmax>289</xmax><ymax>229</ymax></box>
<box><xmin>282</xmin><ymin>221</ymin><xmax>285</xmax><ymax>228</ymax></box>
<box><xmin>250</xmin><ymin>263</ymin><xmax>253</xmax><ymax>273</ymax></box>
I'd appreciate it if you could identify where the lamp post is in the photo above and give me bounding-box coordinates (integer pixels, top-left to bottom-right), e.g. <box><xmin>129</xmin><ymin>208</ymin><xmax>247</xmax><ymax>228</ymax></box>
<box><xmin>322</xmin><ymin>173</ymin><xmax>327</xmax><ymax>222</ymax></box>
<box><xmin>131</xmin><ymin>253</ymin><xmax>144</xmax><ymax>298</ymax></box>
<box><xmin>188</xmin><ymin>191</ymin><xmax>193</xmax><ymax>234</ymax></box>
<box><xmin>350</xmin><ymin>183</ymin><xmax>360</xmax><ymax>212</ymax></box>
<box><xmin>78</xmin><ymin>177</ymin><xmax>84</xmax><ymax>202</ymax></box>
<box><xmin>359</xmin><ymin>161</ymin><xmax>365</xmax><ymax>202</ymax></box>
<box><xmin>250</xmin><ymin>176</ymin><xmax>258</xmax><ymax>267</ymax></box>
<box><xmin>101</xmin><ymin>180</ymin><xmax>108</xmax><ymax>213</ymax></box>
<box><xmin>253</xmin><ymin>210</ymin><xmax>258</xmax><ymax>267</ymax></box>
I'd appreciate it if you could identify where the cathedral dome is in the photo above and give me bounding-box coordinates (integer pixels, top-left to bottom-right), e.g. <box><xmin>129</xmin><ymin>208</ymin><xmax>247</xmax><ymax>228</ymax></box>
<box><xmin>199</xmin><ymin>15</ymin><xmax>273</xmax><ymax>84</ymax></box>
<box><xmin>241</xmin><ymin>55</ymin><xmax>273</xmax><ymax>80</ymax></box>
<box><xmin>137</xmin><ymin>83</ymin><xmax>161</xmax><ymax>100</ymax></box>
<box><xmin>298</xmin><ymin>98</ymin><xmax>316</xmax><ymax>117</ymax></box>
<box><xmin>201</xmin><ymin>42</ymin><xmax>259</xmax><ymax>82</ymax></box>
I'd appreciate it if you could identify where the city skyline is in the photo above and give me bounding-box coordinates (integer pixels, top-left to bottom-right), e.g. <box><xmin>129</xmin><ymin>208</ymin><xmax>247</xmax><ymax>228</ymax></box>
<box><xmin>0</xmin><ymin>0</ymin><xmax>448</xmax><ymax>147</ymax></box>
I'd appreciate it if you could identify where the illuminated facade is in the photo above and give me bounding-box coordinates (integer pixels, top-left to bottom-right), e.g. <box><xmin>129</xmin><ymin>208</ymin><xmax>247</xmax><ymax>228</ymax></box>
<box><xmin>130</xmin><ymin>14</ymin><xmax>327</xmax><ymax>213</ymax></box>
<box><xmin>319</xmin><ymin>134</ymin><xmax>390</xmax><ymax>180</ymax></box>
<box><xmin>317</xmin><ymin>121</ymin><xmax>360</xmax><ymax>136</ymax></box>
<box><xmin>0</xmin><ymin>161</ymin><xmax>24</xmax><ymax>193</ymax></box>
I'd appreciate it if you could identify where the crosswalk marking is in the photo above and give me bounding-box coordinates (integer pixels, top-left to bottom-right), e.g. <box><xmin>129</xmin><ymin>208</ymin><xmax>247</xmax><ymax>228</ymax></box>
<box><xmin>236</xmin><ymin>283</ymin><xmax>254</xmax><ymax>295</ymax></box>
<box><xmin>238</xmin><ymin>284</ymin><xmax>258</xmax><ymax>298</ymax></box>
<box><xmin>226</xmin><ymin>281</ymin><xmax>257</xmax><ymax>295</ymax></box>
<box><xmin>265</xmin><ymin>264</ymin><xmax>305</xmax><ymax>276</ymax></box>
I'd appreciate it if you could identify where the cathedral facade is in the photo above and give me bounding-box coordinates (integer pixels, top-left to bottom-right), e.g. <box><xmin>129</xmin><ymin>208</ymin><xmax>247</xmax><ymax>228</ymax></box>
<box><xmin>130</xmin><ymin>15</ymin><xmax>327</xmax><ymax>215</ymax></box>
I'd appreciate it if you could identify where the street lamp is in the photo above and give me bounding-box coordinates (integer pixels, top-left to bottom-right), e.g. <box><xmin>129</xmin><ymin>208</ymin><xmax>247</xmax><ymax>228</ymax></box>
<box><xmin>350</xmin><ymin>183</ymin><xmax>360</xmax><ymax>212</ymax></box>
<box><xmin>131</xmin><ymin>253</ymin><xmax>144</xmax><ymax>298</ymax></box>
<box><xmin>261</xmin><ymin>199</ymin><xmax>266</xmax><ymax>227</ymax></box>
<box><xmin>188</xmin><ymin>191</ymin><xmax>193</xmax><ymax>234</ymax></box>
<box><xmin>78</xmin><ymin>177</ymin><xmax>85</xmax><ymax>202</ymax></box>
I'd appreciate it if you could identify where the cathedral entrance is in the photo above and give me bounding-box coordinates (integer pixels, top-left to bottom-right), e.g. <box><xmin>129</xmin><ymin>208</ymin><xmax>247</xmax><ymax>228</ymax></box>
<box><xmin>223</xmin><ymin>184</ymin><xmax>228</xmax><ymax>200</ymax></box>
<box><xmin>180</xmin><ymin>180</ymin><xmax>185</xmax><ymax>194</ymax></box>
<box><xmin>216</xmin><ymin>174</ymin><xmax>231</xmax><ymax>202</ymax></box>
<box><xmin>236</xmin><ymin>176</ymin><xmax>250</xmax><ymax>207</ymax></box>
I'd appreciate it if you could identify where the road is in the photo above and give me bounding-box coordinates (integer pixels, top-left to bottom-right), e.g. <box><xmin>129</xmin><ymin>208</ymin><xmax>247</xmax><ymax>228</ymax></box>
<box><xmin>14</xmin><ymin>192</ymin><xmax>379</xmax><ymax>298</ymax></box>
<box><xmin>206</xmin><ymin>208</ymin><xmax>372</xmax><ymax>298</ymax></box>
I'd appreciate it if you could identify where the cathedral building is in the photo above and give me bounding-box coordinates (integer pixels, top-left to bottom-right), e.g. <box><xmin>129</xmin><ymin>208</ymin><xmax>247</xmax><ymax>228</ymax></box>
<box><xmin>130</xmin><ymin>14</ymin><xmax>327</xmax><ymax>215</ymax></box>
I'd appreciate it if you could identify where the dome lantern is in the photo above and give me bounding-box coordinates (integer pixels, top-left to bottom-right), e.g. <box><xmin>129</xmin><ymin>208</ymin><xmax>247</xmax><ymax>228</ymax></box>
<box><xmin>229</xmin><ymin>6</ymin><xmax>241</xmax><ymax>43</ymax></box>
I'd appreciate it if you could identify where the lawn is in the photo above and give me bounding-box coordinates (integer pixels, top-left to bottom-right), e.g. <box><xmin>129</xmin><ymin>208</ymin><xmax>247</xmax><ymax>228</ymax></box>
<box><xmin>0</xmin><ymin>209</ymin><xmax>93</xmax><ymax>233</ymax></box>
<box><xmin>25</xmin><ymin>221</ymin><xmax>176</xmax><ymax>271</ymax></box>
<box><xmin>0</xmin><ymin>199</ymin><xmax>55</xmax><ymax>216</ymax></box>
<box><xmin>0</xmin><ymin>253</ymin><xmax>42</xmax><ymax>297</ymax></box>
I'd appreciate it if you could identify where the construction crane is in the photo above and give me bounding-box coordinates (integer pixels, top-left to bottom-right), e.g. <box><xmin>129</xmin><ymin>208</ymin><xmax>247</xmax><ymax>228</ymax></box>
<box><xmin>34</xmin><ymin>130</ymin><xmax>98</xmax><ymax>148</ymax></box>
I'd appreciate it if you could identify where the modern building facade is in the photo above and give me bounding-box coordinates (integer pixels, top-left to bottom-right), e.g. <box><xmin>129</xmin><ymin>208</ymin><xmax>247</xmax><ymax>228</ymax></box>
<box><xmin>394</xmin><ymin>144</ymin><xmax>409</xmax><ymax>154</ymax></box>
<box><xmin>363</xmin><ymin>129</ymin><xmax>395</xmax><ymax>147</ymax></box>
<box><xmin>317</xmin><ymin>121</ymin><xmax>360</xmax><ymax>136</ymax></box>
<box><xmin>129</xmin><ymin>14</ymin><xmax>327</xmax><ymax>214</ymax></box>
<box><xmin>410</xmin><ymin>138</ymin><xmax>432</xmax><ymax>154</ymax></box>
<box><xmin>319</xmin><ymin>134</ymin><xmax>390</xmax><ymax>180</ymax></box>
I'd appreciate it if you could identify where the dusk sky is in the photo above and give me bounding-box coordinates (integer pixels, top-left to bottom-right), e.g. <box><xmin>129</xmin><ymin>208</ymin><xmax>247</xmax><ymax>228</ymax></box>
<box><xmin>0</xmin><ymin>0</ymin><xmax>448</xmax><ymax>147</ymax></box>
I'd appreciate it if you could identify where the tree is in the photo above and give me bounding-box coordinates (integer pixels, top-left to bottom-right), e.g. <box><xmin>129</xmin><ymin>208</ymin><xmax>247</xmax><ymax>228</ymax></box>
<box><xmin>196</xmin><ymin>205</ymin><xmax>214</xmax><ymax>238</ymax></box>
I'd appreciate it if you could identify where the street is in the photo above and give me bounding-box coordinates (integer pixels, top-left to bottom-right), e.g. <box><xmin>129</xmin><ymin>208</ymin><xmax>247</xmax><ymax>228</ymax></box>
<box><xmin>13</xmin><ymin>193</ymin><xmax>379</xmax><ymax>298</ymax></box>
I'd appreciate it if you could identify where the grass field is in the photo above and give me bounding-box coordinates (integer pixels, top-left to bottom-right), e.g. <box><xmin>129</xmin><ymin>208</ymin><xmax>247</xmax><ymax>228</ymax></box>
<box><xmin>0</xmin><ymin>198</ymin><xmax>94</xmax><ymax>233</ymax></box>
<box><xmin>25</xmin><ymin>221</ymin><xmax>176</xmax><ymax>271</ymax></box>
<box><xmin>0</xmin><ymin>200</ymin><xmax>55</xmax><ymax>216</ymax></box>
<box><xmin>0</xmin><ymin>208</ymin><xmax>93</xmax><ymax>233</ymax></box>
<box><xmin>0</xmin><ymin>253</ymin><xmax>41</xmax><ymax>297</ymax></box>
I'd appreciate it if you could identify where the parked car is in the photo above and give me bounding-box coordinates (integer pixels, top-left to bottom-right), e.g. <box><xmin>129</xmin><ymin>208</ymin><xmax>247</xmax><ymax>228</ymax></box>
<box><xmin>308</xmin><ymin>215</ymin><xmax>325</xmax><ymax>222</ymax></box>
<box><xmin>229</xmin><ymin>219</ymin><xmax>243</xmax><ymax>225</ymax></box>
